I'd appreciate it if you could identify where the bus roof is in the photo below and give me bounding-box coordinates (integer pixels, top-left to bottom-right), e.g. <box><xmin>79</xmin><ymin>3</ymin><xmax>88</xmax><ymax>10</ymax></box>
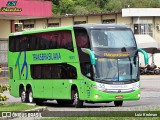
<box><xmin>73</xmin><ymin>24</ymin><xmax>130</xmax><ymax>29</ymax></box>
<box><xmin>10</xmin><ymin>26</ymin><xmax>73</xmax><ymax>36</ymax></box>
<box><xmin>10</xmin><ymin>24</ymin><xmax>129</xmax><ymax>36</ymax></box>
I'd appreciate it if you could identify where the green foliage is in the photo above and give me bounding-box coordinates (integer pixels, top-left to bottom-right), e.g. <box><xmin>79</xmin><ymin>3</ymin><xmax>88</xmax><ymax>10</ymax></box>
<box><xmin>74</xmin><ymin>6</ymin><xmax>89</xmax><ymax>15</ymax></box>
<box><xmin>0</xmin><ymin>103</ymin><xmax>37</xmax><ymax>111</ymax></box>
<box><xmin>85</xmin><ymin>1</ymin><xmax>102</xmax><ymax>13</ymax></box>
<box><xmin>52</xmin><ymin>4</ymin><xmax>60</xmax><ymax>15</ymax></box>
<box><xmin>104</xmin><ymin>0</ymin><xmax>122</xmax><ymax>12</ymax></box>
<box><xmin>58</xmin><ymin>0</ymin><xmax>76</xmax><ymax>15</ymax></box>
<box><xmin>0</xmin><ymin>84</ymin><xmax>9</xmax><ymax>101</ymax></box>
<box><xmin>125</xmin><ymin>0</ymin><xmax>160</xmax><ymax>8</ymax></box>
<box><xmin>51</xmin><ymin>0</ymin><xmax>160</xmax><ymax>15</ymax></box>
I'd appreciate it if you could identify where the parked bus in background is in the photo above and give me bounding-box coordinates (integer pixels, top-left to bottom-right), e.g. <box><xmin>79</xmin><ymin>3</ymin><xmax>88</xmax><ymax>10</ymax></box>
<box><xmin>8</xmin><ymin>24</ymin><xmax>140</xmax><ymax>107</ymax></box>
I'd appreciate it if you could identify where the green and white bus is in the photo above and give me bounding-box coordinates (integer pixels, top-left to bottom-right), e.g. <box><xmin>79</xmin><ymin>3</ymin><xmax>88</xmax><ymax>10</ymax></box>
<box><xmin>9</xmin><ymin>24</ymin><xmax>140</xmax><ymax>107</ymax></box>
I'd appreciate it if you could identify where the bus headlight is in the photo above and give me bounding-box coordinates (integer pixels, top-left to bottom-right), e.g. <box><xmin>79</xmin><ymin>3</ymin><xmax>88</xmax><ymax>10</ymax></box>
<box><xmin>137</xmin><ymin>94</ymin><xmax>140</xmax><ymax>98</ymax></box>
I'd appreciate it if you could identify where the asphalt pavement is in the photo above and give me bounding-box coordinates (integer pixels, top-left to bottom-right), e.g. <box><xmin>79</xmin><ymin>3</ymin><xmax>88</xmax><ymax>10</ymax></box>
<box><xmin>1</xmin><ymin>75</ymin><xmax>160</xmax><ymax>111</ymax></box>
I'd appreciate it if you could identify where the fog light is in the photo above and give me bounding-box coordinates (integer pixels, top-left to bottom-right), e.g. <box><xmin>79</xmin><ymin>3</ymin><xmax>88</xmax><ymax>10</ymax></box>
<box><xmin>95</xmin><ymin>94</ymin><xmax>101</xmax><ymax>98</ymax></box>
<box><xmin>137</xmin><ymin>94</ymin><xmax>140</xmax><ymax>98</ymax></box>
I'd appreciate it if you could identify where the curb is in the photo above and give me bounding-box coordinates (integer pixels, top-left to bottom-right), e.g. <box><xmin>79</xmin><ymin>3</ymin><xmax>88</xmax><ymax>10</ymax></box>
<box><xmin>23</xmin><ymin>103</ymin><xmax>47</xmax><ymax>112</ymax></box>
<box><xmin>25</xmin><ymin>106</ymin><xmax>47</xmax><ymax>112</ymax></box>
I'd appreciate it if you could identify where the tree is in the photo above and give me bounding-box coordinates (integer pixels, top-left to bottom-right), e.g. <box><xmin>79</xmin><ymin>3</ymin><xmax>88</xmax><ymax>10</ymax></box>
<box><xmin>123</xmin><ymin>0</ymin><xmax>160</xmax><ymax>8</ymax></box>
<box><xmin>58</xmin><ymin>0</ymin><xmax>75</xmax><ymax>15</ymax></box>
<box><xmin>104</xmin><ymin>0</ymin><xmax>122</xmax><ymax>11</ymax></box>
<box><xmin>51</xmin><ymin>0</ymin><xmax>160</xmax><ymax>15</ymax></box>
<box><xmin>0</xmin><ymin>84</ymin><xmax>8</xmax><ymax>102</ymax></box>
<box><xmin>74</xmin><ymin>6</ymin><xmax>89</xmax><ymax>15</ymax></box>
<box><xmin>52</xmin><ymin>0</ymin><xmax>59</xmax><ymax>5</ymax></box>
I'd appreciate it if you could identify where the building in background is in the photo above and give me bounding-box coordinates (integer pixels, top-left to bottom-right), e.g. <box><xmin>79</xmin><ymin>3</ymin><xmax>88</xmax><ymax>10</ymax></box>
<box><xmin>17</xmin><ymin>8</ymin><xmax>160</xmax><ymax>41</ymax></box>
<box><xmin>1</xmin><ymin>7</ymin><xmax>160</xmax><ymax>76</ymax></box>
<box><xmin>18</xmin><ymin>8</ymin><xmax>160</xmax><ymax>67</ymax></box>
<box><xmin>0</xmin><ymin>0</ymin><xmax>52</xmax><ymax>77</ymax></box>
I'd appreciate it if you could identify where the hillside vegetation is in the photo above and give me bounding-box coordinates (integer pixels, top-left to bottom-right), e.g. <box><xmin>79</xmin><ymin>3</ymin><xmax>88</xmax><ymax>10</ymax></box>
<box><xmin>51</xmin><ymin>0</ymin><xmax>160</xmax><ymax>15</ymax></box>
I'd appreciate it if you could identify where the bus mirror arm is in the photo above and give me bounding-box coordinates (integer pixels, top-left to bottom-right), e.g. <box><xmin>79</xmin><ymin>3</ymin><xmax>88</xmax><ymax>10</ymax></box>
<box><xmin>138</xmin><ymin>48</ymin><xmax>149</xmax><ymax>65</ymax></box>
<box><xmin>81</xmin><ymin>48</ymin><xmax>97</xmax><ymax>65</ymax></box>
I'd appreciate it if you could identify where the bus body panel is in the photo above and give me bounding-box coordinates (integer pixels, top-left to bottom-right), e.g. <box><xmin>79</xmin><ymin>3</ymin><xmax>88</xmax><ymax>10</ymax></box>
<box><xmin>8</xmin><ymin>24</ymin><xmax>140</xmax><ymax>106</ymax></box>
<box><xmin>86</xmin><ymin>88</ymin><xmax>140</xmax><ymax>102</ymax></box>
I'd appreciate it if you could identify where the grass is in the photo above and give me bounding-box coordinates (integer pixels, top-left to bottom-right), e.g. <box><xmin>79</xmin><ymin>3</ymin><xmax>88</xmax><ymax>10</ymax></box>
<box><xmin>0</xmin><ymin>103</ymin><xmax>37</xmax><ymax>111</ymax></box>
<box><xmin>39</xmin><ymin>109</ymin><xmax>160</xmax><ymax>120</ymax></box>
<box><xmin>40</xmin><ymin>117</ymin><xmax>160</xmax><ymax>120</ymax></box>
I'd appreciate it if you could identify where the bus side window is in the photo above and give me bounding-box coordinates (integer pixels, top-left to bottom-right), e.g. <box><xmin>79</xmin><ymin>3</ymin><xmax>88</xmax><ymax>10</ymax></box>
<box><xmin>49</xmin><ymin>33</ymin><xmax>58</xmax><ymax>49</ymax></box>
<box><xmin>28</xmin><ymin>36</ymin><xmax>37</xmax><ymax>50</ymax></box>
<box><xmin>20</xmin><ymin>36</ymin><xmax>28</xmax><ymax>51</ymax></box>
<box><xmin>67</xmin><ymin>65</ymin><xmax>77</xmax><ymax>79</ymax></box>
<box><xmin>75</xmin><ymin>32</ymin><xmax>90</xmax><ymax>48</ymax></box>
<box><xmin>35</xmin><ymin>37</ymin><xmax>40</xmax><ymax>50</ymax></box>
<box><xmin>43</xmin><ymin>65</ymin><xmax>51</xmax><ymax>79</ymax></box>
<box><xmin>35</xmin><ymin>65</ymin><xmax>42</xmax><ymax>79</ymax></box>
<box><xmin>57</xmin><ymin>30</ymin><xmax>73</xmax><ymax>51</ymax></box>
<box><xmin>9</xmin><ymin>37</ymin><xmax>15</xmax><ymax>52</ymax></box>
<box><xmin>63</xmin><ymin>31</ymin><xmax>73</xmax><ymax>51</ymax></box>
<box><xmin>59</xmin><ymin>64</ymin><xmax>77</xmax><ymax>79</ymax></box>
<box><xmin>30</xmin><ymin>64</ymin><xmax>77</xmax><ymax>79</ymax></box>
<box><xmin>51</xmin><ymin>64</ymin><xmax>59</xmax><ymax>79</ymax></box>
<box><xmin>59</xmin><ymin>65</ymin><xmax>67</xmax><ymax>79</ymax></box>
<box><xmin>31</xmin><ymin>65</ymin><xmax>36</xmax><ymax>79</ymax></box>
<box><xmin>31</xmin><ymin>65</ymin><xmax>42</xmax><ymax>79</ymax></box>
<box><xmin>15</xmin><ymin>38</ymin><xmax>20</xmax><ymax>52</ymax></box>
<box><xmin>39</xmin><ymin>38</ymin><xmax>47</xmax><ymax>50</ymax></box>
<box><xmin>49</xmin><ymin>40</ymin><xmax>57</xmax><ymax>49</ymax></box>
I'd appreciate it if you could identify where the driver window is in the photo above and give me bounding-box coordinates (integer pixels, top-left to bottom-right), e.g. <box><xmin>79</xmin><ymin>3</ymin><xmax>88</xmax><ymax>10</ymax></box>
<box><xmin>75</xmin><ymin>29</ymin><xmax>90</xmax><ymax>48</ymax></box>
<box><xmin>74</xmin><ymin>28</ymin><xmax>93</xmax><ymax>80</ymax></box>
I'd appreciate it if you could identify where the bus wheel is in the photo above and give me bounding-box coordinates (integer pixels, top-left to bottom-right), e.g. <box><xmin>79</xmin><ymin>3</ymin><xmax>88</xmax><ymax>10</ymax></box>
<box><xmin>20</xmin><ymin>88</ymin><xmax>27</xmax><ymax>103</ymax></box>
<box><xmin>72</xmin><ymin>89</ymin><xmax>83</xmax><ymax>108</ymax></box>
<box><xmin>114</xmin><ymin>101</ymin><xmax>123</xmax><ymax>107</ymax></box>
<box><xmin>27</xmin><ymin>88</ymin><xmax>35</xmax><ymax>103</ymax></box>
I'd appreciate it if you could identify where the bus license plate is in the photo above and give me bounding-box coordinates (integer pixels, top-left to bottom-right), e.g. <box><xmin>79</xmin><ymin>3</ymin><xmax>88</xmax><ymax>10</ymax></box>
<box><xmin>115</xmin><ymin>96</ymin><xmax>124</xmax><ymax>99</ymax></box>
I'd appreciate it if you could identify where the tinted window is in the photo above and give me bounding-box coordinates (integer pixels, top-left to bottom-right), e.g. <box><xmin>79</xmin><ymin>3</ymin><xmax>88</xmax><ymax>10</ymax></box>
<box><xmin>74</xmin><ymin>29</ymin><xmax>90</xmax><ymax>48</ymax></box>
<box><xmin>9</xmin><ymin>67</ymin><xmax>13</xmax><ymax>79</ymax></box>
<box><xmin>30</xmin><ymin>63</ymin><xmax>77</xmax><ymax>79</ymax></box>
<box><xmin>9</xmin><ymin>30</ymin><xmax>74</xmax><ymax>52</ymax></box>
<box><xmin>74</xmin><ymin>28</ymin><xmax>93</xmax><ymax>80</ymax></box>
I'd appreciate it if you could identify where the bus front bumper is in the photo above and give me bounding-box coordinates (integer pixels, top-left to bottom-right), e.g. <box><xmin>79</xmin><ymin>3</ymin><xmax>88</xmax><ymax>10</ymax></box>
<box><xmin>85</xmin><ymin>88</ymin><xmax>140</xmax><ymax>102</ymax></box>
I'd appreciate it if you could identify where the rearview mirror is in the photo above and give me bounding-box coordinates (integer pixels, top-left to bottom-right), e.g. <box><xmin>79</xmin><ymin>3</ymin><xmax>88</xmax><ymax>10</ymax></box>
<box><xmin>81</xmin><ymin>48</ymin><xmax>97</xmax><ymax>65</ymax></box>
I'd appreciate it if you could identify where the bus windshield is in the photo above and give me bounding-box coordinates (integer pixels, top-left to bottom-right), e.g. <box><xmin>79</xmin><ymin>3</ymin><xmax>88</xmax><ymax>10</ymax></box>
<box><xmin>91</xmin><ymin>29</ymin><xmax>136</xmax><ymax>48</ymax></box>
<box><xmin>95</xmin><ymin>57</ymin><xmax>139</xmax><ymax>82</ymax></box>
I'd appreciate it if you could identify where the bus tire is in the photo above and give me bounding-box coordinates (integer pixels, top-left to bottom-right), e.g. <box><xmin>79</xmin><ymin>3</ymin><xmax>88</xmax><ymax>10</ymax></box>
<box><xmin>27</xmin><ymin>88</ymin><xmax>35</xmax><ymax>103</ymax></box>
<box><xmin>114</xmin><ymin>101</ymin><xmax>123</xmax><ymax>107</ymax></box>
<box><xmin>72</xmin><ymin>89</ymin><xmax>83</xmax><ymax>108</ymax></box>
<box><xmin>20</xmin><ymin>88</ymin><xmax>27</xmax><ymax>103</ymax></box>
